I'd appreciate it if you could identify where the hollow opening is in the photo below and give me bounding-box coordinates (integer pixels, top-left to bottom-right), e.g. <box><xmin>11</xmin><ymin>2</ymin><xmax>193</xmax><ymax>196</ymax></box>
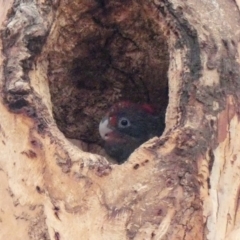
<box><xmin>46</xmin><ymin>0</ymin><xmax>169</xmax><ymax>162</ymax></box>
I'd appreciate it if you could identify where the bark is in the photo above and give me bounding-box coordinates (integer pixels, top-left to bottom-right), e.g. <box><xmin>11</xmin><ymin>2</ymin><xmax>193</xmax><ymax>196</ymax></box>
<box><xmin>0</xmin><ymin>0</ymin><xmax>240</xmax><ymax>240</ymax></box>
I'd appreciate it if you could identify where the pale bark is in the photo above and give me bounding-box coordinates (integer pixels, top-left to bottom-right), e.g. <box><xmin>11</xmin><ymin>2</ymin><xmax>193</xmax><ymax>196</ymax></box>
<box><xmin>0</xmin><ymin>0</ymin><xmax>240</xmax><ymax>240</ymax></box>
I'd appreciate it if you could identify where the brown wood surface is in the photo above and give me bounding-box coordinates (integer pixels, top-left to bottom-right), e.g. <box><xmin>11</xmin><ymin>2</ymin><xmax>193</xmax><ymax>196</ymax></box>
<box><xmin>0</xmin><ymin>0</ymin><xmax>240</xmax><ymax>239</ymax></box>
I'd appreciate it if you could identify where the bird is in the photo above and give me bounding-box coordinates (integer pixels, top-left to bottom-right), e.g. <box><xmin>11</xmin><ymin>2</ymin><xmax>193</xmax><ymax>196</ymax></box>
<box><xmin>99</xmin><ymin>101</ymin><xmax>165</xmax><ymax>163</ymax></box>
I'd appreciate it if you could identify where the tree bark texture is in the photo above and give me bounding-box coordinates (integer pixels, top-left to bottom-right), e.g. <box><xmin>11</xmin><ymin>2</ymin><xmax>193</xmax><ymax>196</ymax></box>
<box><xmin>0</xmin><ymin>0</ymin><xmax>240</xmax><ymax>240</ymax></box>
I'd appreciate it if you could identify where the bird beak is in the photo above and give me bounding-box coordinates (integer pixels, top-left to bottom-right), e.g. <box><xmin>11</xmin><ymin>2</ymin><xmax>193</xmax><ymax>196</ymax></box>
<box><xmin>99</xmin><ymin>117</ymin><xmax>113</xmax><ymax>140</ymax></box>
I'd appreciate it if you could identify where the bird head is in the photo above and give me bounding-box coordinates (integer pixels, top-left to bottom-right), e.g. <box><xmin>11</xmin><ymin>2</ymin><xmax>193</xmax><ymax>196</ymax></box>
<box><xmin>99</xmin><ymin>101</ymin><xmax>158</xmax><ymax>143</ymax></box>
<box><xmin>99</xmin><ymin>101</ymin><xmax>165</xmax><ymax>162</ymax></box>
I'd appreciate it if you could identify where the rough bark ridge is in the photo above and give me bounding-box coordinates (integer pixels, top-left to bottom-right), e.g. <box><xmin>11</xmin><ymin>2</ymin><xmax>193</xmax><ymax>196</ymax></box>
<box><xmin>0</xmin><ymin>0</ymin><xmax>240</xmax><ymax>240</ymax></box>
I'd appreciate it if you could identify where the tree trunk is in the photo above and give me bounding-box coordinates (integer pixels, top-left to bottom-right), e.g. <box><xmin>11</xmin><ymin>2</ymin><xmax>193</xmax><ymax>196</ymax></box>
<box><xmin>0</xmin><ymin>0</ymin><xmax>240</xmax><ymax>239</ymax></box>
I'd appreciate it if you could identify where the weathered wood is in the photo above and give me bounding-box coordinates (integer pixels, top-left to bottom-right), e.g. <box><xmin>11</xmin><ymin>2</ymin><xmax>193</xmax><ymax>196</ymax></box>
<box><xmin>0</xmin><ymin>0</ymin><xmax>240</xmax><ymax>239</ymax></box>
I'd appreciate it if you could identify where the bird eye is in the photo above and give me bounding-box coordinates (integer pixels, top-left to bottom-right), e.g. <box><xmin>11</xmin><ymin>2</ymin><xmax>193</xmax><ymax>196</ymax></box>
<box><xmin>118</xmin><ymin>117</ymin><xmax>130</xmax><ymax>128</ymax></box>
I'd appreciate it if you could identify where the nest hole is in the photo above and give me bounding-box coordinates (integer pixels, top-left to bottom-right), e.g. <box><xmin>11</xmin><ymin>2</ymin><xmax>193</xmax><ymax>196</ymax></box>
<box><xmin>47</xmin><ymin>0</ymin><xmax>169</xmax><ymax>160</ymax></box>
